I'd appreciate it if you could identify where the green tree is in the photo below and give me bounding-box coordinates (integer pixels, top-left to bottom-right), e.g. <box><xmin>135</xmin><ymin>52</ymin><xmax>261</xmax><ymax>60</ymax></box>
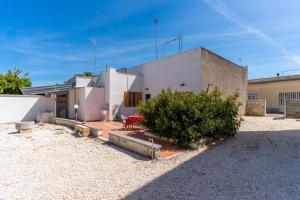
<box><xmin>83</xmin><ymin>71</ymin><xmax>94</xmax><ymax>77</ymax></box>
<box><xmin>0</xmin><ymin>68</ymin><xmax>32</xmax><ymax>94</ymax></box>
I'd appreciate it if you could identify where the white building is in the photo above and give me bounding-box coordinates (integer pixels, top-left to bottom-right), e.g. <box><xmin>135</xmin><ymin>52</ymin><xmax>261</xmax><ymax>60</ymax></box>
<box><xmin>22</xmin><ymin>47</ymin><xmax>248</xmax><ymax>121</ymax></box>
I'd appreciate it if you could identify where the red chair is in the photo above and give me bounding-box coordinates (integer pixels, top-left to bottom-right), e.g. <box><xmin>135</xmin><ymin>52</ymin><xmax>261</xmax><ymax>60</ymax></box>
<box><xmin>121</xmin><ymin>115</ymin><xmax>128</xmax><ymax>128</ymax></box>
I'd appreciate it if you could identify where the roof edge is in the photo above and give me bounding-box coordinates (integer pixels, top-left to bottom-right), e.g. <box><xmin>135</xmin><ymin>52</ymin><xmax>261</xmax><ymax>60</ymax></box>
<box><xmin>249</xmin><ymin>74</ymin><xmax>300</xmax><ymax>84</ymax></box>
<box><xmin>200</xmin><ymin>47</ymin><xmax>246</xmax><ymax>70</ymax></box>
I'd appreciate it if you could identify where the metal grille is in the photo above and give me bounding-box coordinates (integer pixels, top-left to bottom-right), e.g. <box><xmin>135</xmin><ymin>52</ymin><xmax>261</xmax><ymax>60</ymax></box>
<box><xmin>248</xmin><ymin>94</ymin><xmax>257</xmax><ymax>100</ymax></box>
<box><xmin>279</xmin><ymin>92</ymin><xmax>300</xmax><ymax>105</ymax></box>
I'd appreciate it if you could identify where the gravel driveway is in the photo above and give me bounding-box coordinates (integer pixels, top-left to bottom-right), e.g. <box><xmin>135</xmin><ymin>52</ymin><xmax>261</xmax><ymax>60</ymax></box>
<box><xmin>0</xmin><ymin>117</ymin><xmax>300</xmax><ymax>200</ymax></box>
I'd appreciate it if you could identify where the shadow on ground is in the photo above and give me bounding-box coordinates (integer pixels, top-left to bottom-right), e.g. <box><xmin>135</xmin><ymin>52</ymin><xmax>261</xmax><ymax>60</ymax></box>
<box><xmin>7</xmin><ymin>131</ymin><xmax>19</xmax><ymax>135</ymax></box>
<box><xmin>100</xmin><ymin>141</ymin><xmax>150</xmax><ymax>161</ymax></box>
<box><xmin>124</xmin><ymin>129</ymin><xmax>300</xmax><ymax>200</ymax></box>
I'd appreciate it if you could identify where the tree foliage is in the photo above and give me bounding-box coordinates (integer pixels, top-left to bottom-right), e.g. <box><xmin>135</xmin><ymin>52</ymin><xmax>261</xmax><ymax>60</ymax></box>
<box><xmin>0</xmin><ymin>68</ymin><xmax>32</xmax><ymax>94</ymax></box>
<box><xmin>83</xmin><ymin>71</ymin><xmax>94</xmax><ymax>77</ymax></box>
<box><xmin>138</xmin><ymin>89</ymin><xmax>241</xmax><ymax>147</ymax></box>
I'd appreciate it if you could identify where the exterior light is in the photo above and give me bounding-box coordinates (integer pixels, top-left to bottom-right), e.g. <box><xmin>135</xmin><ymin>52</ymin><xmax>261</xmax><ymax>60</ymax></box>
<box><xmin>74</xmin><ymin>104</ymin><xmax>79</xmax><ymax>120</ymax></box>
<box><xmin>74</xmin><ymin>104</ymin><xmax>79</xmax><ymax>110</ymax></box>
<box><xmin>144</xmin><ymin>87</ymin><xmax>149</xmax><ymax>91</ymax></box>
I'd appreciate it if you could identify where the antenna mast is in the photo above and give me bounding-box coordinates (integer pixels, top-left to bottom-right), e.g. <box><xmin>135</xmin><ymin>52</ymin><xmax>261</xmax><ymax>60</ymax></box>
<box><xmin>90</xmin><ymin>38</ymin><xmax>97</xmax><ymax>75</ymax></box>
<box><xmin>152</xmin><ymin>16</ymin><xmax>158</xmax><ymax>60</ymax></box>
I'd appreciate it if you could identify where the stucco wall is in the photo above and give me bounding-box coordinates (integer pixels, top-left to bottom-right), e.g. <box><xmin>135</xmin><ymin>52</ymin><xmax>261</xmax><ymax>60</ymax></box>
<box><xmin>75</xmin><ymin>77</ymin><xmax>94</xmax><ymax>87</ymax></box>
<box><xmin>0</xmin><ymin>95</ymin><xmax>55</xmax><ymax>123</ymax></box>
<box><xmin>68</xmin><ymin>87</ymin><xmax>105</xmax><ymax>121</ymax></box>
<box><xmin>68</xmin><ymin>88</ymin><xmax>85</xmax><ymax>120</ymax></box>
<box><xmin>128</xmin><ymin>48</ymin><xmax>202</xmax><ymax>99</ymax></box>
<box><xmin>200</xmin><ymin>48</ymin><xmax>248</xmax><ymax>115</ymax></box>
<box><xmin>105</xmin><ymin>68</ymin><xmax>143</xmax><ymax>120</ymax></box>
<box><xmin>83</xmin><ymin>87</ymin><xmax>105</xmax><ymax>121</ymax></box>
<box><xmin>248</xmin><ymin>79</ymin><xmax>300</xmax><ymax>113</ymax></box>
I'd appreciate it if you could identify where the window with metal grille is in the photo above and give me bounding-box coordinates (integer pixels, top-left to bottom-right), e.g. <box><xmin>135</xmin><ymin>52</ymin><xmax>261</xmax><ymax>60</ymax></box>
<box><xmin>248</xmin><ymin>94</ymin><xmax>257</xmax><ymax>100</ymax></box>
<box><xmin>279</xmin><ymin>92</ymin><xmax>300</xmax><ymax>105</ymax></box>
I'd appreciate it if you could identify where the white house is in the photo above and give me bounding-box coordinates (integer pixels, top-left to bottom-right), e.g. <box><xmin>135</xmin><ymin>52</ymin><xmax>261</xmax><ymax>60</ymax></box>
<box><xmin>21</xmin><ymin>47</ymin><xmax>248</xmax><ymax>121</ymax></box>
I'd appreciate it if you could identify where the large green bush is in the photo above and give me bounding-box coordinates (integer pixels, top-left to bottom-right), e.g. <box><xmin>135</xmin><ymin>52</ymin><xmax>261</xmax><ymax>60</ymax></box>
<box><xmin>137</xmin><ymin>89</ymin><xmax>241</xmax><ymax>147</ymax></box>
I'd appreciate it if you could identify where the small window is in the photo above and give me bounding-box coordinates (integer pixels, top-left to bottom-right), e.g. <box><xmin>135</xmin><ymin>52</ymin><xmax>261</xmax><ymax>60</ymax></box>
<box><xmin>124</xmin><ymin>92</ymin><xmax>142</xmax><ymax>107</ymax></box>
<box><xmin>248</xmin><ymin>94</ymin><xmax>257</xmax><ymax>100</ymax></box>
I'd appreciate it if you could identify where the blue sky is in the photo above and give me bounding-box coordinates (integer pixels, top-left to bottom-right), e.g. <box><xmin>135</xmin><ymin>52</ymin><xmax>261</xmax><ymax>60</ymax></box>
<box><xmin>1</xmin><ymin>0</ymin><xmax>300</xmax><ymax>86</ymax></box>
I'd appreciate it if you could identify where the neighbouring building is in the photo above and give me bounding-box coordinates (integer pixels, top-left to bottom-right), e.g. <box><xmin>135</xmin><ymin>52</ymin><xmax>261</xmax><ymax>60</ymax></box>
<box><xmin>248</xmin><ymin>74</ymin><xmax>300</xmax><ymax>113</ymax></box>
<box><xmin>22</xmin><ymin>47</ymin><xmax>248</xmax><ymax>121</ymax></box>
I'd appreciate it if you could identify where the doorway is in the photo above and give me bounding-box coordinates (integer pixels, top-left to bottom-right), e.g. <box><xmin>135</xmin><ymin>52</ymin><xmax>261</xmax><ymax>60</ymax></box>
<box><xmin>56</xmin><ymin>94</ymin><xmax>68</xmax><ymax>118</ymax></box>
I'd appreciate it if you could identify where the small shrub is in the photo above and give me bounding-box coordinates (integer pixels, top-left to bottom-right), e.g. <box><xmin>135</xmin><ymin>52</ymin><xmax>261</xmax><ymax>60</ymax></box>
<box><xmin>137</xmin><ymin>89</ymin><xmax>241</xmax><ymax>147</ymax></box>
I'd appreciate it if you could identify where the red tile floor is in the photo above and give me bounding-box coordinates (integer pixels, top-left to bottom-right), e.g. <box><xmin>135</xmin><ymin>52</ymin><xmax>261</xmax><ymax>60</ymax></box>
<box><xmin>86</xmin><ymin>121</ymin><xmax>187</xmax><ymax>158</ymax></box>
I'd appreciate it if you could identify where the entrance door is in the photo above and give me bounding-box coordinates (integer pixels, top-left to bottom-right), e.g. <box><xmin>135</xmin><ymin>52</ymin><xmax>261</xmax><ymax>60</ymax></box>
<box><xmin>56</xmin><ymin>94</ymin><xmax>68</xmax><ymax>118</ymax></box>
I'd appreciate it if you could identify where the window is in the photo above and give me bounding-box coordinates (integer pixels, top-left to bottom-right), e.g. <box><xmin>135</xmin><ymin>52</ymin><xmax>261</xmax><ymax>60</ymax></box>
<box><xmin>124</xmin><ymin>92</ymin><xmax>142</xmax><ymax>107</ymax></box>
<box><xmin>248</xmin><ymin>94</ymin><xmax>257</xmax><ymax>100</ymax></box>
<box><xmin>279</xmin><ymin>92</ymin><xmax>300</xmax><ymax>105</ymax></box>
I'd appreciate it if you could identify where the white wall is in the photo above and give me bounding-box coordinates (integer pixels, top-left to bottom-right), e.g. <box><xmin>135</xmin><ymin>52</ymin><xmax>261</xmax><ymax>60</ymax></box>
<box><xmin>0</xmin><ymin>95</ymin><xmax>55</xmax><ymax>123</ymax></box>
<box><xmin>104</xmin><ymin>68</ymin><xmax>143</xmax><ymax>120</ymax></box>
<box><xmin>128</xmin><ymin>48</ymin><xmax>202</xmax><ymax>100</ymax></box>
<box><xmin>68</xmin><ymin>87</ymin><xmax>105</xmax><ymax>121</ymax></box>
<box><xmin>68</xmin><ymin>88</ymin><xmax>85</xmax><ymax>120</ymax></box>
<box><xmin>82</xmin><ymin>87</ymin><xmax>105</xmax><ymax>121</ymax></box>
<box><xmin>99</xmin><ymin>49</ymin><xmax>202</xmax><ymax>119</ymax></box>
<box><xmin>75</xmin><ymin>77</ymin><xmax>94</xmax><ymax>87</ymax></box>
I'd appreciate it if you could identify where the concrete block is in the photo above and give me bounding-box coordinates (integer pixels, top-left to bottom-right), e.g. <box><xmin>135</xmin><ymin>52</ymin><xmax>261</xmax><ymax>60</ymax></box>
<box><xmin>246</xmin><ymin>99</ymin><xmax>266</xmax><ymax>116</ymax></box>
<box><xmin>109</xmin><ymin>132</ymin><xmax>162</xmax><ymax>159</ymax></box>
<box><xmin>15</xmin><ymin>121</ymin><xmax>34</xmax><ymax>133</ymax></box>
<box><xmin>37</xmin><ymin>112</ymin><xmax>55</xmax><ymax>123</ymax></box>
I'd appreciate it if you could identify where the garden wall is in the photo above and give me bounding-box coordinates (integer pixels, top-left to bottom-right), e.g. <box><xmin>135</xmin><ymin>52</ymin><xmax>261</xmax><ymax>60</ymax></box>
<box><xmin>246</xmin><ymin>99</ymin><xmax>266</xmax><ymax>116</ymax></box>
<box><xmin>286</xmin><ymin>100</ymin><xmax>300</xmax><ymax>118</ymax></box>
<box><xmin>0</xmin><ymin>95</ymin><xmax>55</xmax><ymax>123</ymax></box>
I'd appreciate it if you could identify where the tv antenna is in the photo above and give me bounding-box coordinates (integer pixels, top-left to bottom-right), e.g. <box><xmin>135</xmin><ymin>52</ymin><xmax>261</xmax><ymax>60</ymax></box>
<box><xmin>162</xmin><ymin>34</ymin><xmax>183</xmax><ymax>57</ymax></box>
<box><xmin>152</xmin><ymin>16</ymin><xmax>158</xmax><ymax>60</ymax></box>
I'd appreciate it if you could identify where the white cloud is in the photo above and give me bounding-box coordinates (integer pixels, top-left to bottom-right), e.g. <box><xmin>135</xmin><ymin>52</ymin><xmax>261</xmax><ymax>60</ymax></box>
<box><xmin>203</xmin><ymin>0</ymin><xmax>300</xmax><ymax>66</ymax></box>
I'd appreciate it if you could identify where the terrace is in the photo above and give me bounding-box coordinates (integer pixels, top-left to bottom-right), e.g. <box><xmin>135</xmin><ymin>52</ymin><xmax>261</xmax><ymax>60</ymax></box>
<box><xmin>86</xmin><ymin>121</ymin><xmax>187</xmax><ymax>158</ymax></box>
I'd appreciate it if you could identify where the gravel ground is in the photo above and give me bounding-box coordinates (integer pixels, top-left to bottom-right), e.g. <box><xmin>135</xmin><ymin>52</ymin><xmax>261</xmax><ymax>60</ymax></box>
<box><xmin>0</xmin><ymin>117</ymin><xmax>300</xmax><ymax>200</ymax></box>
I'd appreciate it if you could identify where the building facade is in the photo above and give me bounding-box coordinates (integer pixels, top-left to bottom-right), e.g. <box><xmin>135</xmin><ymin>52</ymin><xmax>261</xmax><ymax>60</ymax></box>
<box><xmin>22</xmin><ymin>47</ymin><xmax>248</xmax><ymax>121</ymax></box>
<box><xmin>248</xmin><ymin>75</ymin><xmax>300</xmax><ymax>113</ymax></box>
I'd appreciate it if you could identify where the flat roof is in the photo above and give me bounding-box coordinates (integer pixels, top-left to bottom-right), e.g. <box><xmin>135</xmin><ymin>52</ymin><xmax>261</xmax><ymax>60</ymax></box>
<box><xmin>249</xmin><ymin>74</ymin><xmax>300</xmax><ymax>84</ymax></box>
<box><xmin>128</xmin><ymin>46</ymin><xmax>245</xmax><ymax>71</ymax></box>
